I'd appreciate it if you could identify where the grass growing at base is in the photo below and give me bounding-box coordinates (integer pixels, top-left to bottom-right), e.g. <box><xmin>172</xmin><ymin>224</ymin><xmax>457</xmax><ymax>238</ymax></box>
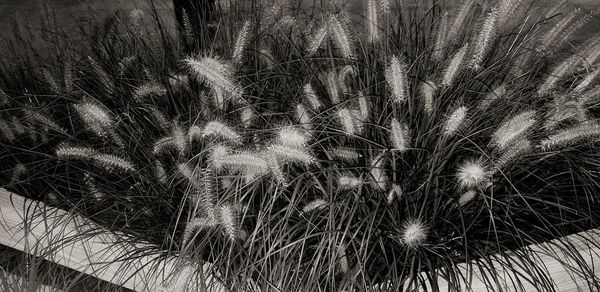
<box><xmin>1</xmin><ymin>0</ymin><xmax>600</xmax><ymax>291</ymax></box>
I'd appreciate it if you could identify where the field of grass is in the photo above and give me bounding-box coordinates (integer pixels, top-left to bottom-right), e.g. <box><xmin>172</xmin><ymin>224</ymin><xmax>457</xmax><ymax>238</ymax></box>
<box><xmin>2</xmin><ymin>0</ymin><xmax>600</xmax><ymax>291</ymax></box>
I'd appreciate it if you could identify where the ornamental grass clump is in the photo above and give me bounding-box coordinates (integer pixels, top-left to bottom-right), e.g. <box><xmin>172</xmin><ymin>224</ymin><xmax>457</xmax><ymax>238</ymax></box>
<box><xmin>1</xmin><ymin>0</ymin><xmax>600</xmax><ymax>291</ymax></box>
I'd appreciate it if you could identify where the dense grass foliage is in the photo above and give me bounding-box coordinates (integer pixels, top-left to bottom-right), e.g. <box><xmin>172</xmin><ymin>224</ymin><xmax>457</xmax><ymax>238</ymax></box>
<box><xmin>2</xmin><ymin>0</ymin><xmax>600</xmax><ymax>291</ymax></box>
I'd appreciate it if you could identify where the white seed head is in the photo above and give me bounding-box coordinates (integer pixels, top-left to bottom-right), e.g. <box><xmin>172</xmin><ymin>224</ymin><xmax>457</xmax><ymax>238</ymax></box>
<box><xmin>202</xmin><ymin>121</ymin><xmax>241</xmax><ymax>142</ymax></box>
<box><xmin>492</xmin><ymin>110</ymin><xmax>536</xmax><ymax>150</ymax></box>
<box><xmin>366</xmin><ymin>0</ymin><xmax>380</xmax><ymax>43</ymax></box>
<box><xmin>357</xmin><ymin>91</ymin><xmax>370</xmax><ymax>119</ymax></box>
<box><xmin>56</xmin><ymin>145</ymin><xmax>97</xmax><ymax>160</ymax></box>
<box><xmin>390</xmin><ymin>119</ymin><xmax>410</xmax><ymax>152</ymax></box>
<box><xmin>385</xmin><ymin>56</ymin><xmax>408</xmax><ymax>104</ymax></box>
<box><xmin>444</xmin><ymin>106</ymin><xmax>468</xmax><ymax>135</ymax></box>
<box><xmin>277</xmin><ymin>126</ymin><xmax>309</xmax><ymax>148</ymax></box>
<box><xmin>182</xmin><ymin>217</ymin><xmax>218</xmax><ymax>246</ymax></box>
<box><xmin>331</xmin><ymin>147</ymin><xmax>362</xmax><ymax>162</ymax></box>
<box><xmin>420</xmin><ymin>81</ymin><xmax>436</xmax><ymax>114</ymax></box>
<box><xmin>325</xmin><ymin>70</ymin><xmax>342</xmax><ymax>104</ymax></box>
<box><xmin>184</xmin><ymin>56</ymin><xmax>242</xmax><ymax>101</ymax></box>
<box><xmin>495</xmin><ymin>139</ymin><xmax>531</xmax><ymax>170</ymax></box>
<box><xmin>73</xmin><ymin>102</ymin><xmax>114</xmax><ymax>136</ymax></box>
<box><xmin>232</xmin><ymin>20</ymin><xmax>252</xmax><ymax>63</ymax></box>
<box><xmin>219</xmin><ymin>205</ymin><xmax>242</xmax><ymax>241</ymax></box>
<box><xmin>296</xmin><ymin>103</ymin><xmax>312</xmax><ymax>127</ymax></box>
<box><xmin>386</xmin><ymin>184</ymin><xmax>403</xmax><ymax>205</ymax></box>
<box><xmin>92</xmin><ymin>153</ymin><xmax>136</xmax><ymax>173</ymax></box>
<box><xmin>303</xmin><ymin>198</ymin><xmax>328</xmax><ymax>213</ymax></box>
<box><xmin>441</xmin><ymin>44</ymin><xmax>469</xmax><ymax>87</ymax></box>
<box><xmin>306</xmin><ymin>20</ymin><xmax>329</xmax><ymax>56</ymax></box>
<box><xmin>304</xmin><ymin>83</ymin><xmax>322</xmax><ymax>110</ymax></box>
<box><xmin>329</xmin><ymin>14</ymin><xmax>354</xmax><ymax>59</ymax></box>
<box><xmin>187</xmin><ymin>125</ymin><xmax>203</xmax><ymax>143</ymax></box>
<box><xmin>479</xmin><ymin>85</ymin><xmax>507</xmax><ymax>110</ymax></box>
<box><xmin>470</xmin><ymin>7</ymin><xmax>498</xmax><ymax>70</ymax></box>
<box><xmin>457</xmin><ymin>159</ymin><xmax>491</xmax><ymax>189</ymax></box>
<box><xmin>267</xmin><ymin>144</ymin><xmax>316</xmax><ymax>165</ymax></box>
<box><xmin>540</xmin><ymin>121</ymin><xmax>600</xmax><ymax>150</ymax></box>
<box><xmin>432</xmin><ymin>12</ymin><xmax>449</xmax><ymax>62</ymax></box>
<box><xmin>133</xmin><ymin>82</ymin><xmax>167</xmax><ymax>100</ymax></box>
<box><xmin>240</xmin><ymin>107</ymin><xmax>255</xmax><ymax>127</ymax></box>
<box><xmin>458</xmin><ymin>190</ymin><xmax>478</xmax><ymax>206</ymax></box>
<box><xmin>338</xmin><ymin>174</ymin><xmax>362</xmax><ymax>190</ymax></box>
<box><xmin>338</xmin><ymin>108</ymin><xmax>357</xmax><ymax>136</ymax></box>
<box><xmin>400</xmin><ymin>219</ymin><xmax>428</xmax><ymax>247</ymax></box>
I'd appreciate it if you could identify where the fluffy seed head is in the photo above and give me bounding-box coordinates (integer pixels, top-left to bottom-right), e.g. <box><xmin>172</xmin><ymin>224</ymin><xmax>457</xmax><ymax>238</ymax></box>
<box><xmin>470</xmin><ymin>7</ymin><xmax>498</xmax><ymax>70</ymax></box>
<box><xmin>56</xmin><ymin>145</ymin><xmax>97</xmax><ymax>160</ymax></box>
<box><xmin>331</xmin><ymin>147</ymin><xmax>362</xmax><ymax>162</ymax></box>
<box><xmin>187</xmin><ymin>125</ymin><xmax>203</xmax><ymax>143</ymax></box>
<box><xmin>420</xmin><ymin>81</ymin><xmax>436</xmax><ymax>114</ymax></box>
<box><xmin>540</xmin><ymin>121</ymin><xmax>600</xmax><ymax>150</ymax></box>
<box><xmin>328</xmin><ymin>14</ymin><xmax>354</xmax><ymax>58</ymax></box>
<box><xmin>492</xmin><ymin>110</ymin><xmax>536</xmax><ymax>150</ymax></box>
<box><xmin>366</xmin><ymin>0</ymin><xmax>380</xmax><ymax>43</ymax></box>
<box><xmin>448</xmin><ymin>0</ymin><xmax>476</xmax><ymax>43</ymax></box>
<box><xmin>357</xmin><ymin>91</ymin><xmax>370</xmax><ymax>119</ymax></box>
<box><xmin>457</xmin><ymin>159</ymin><xmax>491</xmax><ymax>189</ymax></box>
<box><xmin>133</xmin><ymin>82</ymin><xmax>167</xmax><ymax>100</ymax></box>
<box><xmin>390</xmin><ymin>119</ymin><xmax>410</xmax><ymax>152</ymax></box>
<box><xmin>325</xmin><ymin>70</ymin><xmax>342</xmax><ymax>104</ymax></box>
<box><xmin>277</xmin><ymin>126</ymin><xmax>309</xmax><ymax>148</ymax></box>
<box><xmin>232</xmin><ymin>20</ymin><xmax>252</xmax><ymax>63</ymax></box>
<box><xmin>479</xmin><ymin>85</ymin><xmax>508</xmax><ymax>110</ymax></box>
<box><xmin>385</xmin><ymin>56</ymin><xmax>408</xmax><ymax>104</ymax></box>
<box><xmin>202</xmin><ymin>121</ymin><xmax>241</xmax><ymax>142</ymax></box>
<box><xmin>432</xmin><ymin>12</ymin><xmax>449</xmax><ymax>62</ymax></box>
<box><xmin>387</xmin><ymin>184</ymin><xmax>403</xmax><ymax>205</ymax></box>
<box><xmin>338</xmin><ymin>108</ymin><xmax>357</xmax><ymax>136</ymax></box>
<box><xmin>240</xmin><ymin>107</ymin><xmax>255</xmax><ymax>127</ymax></box>
<box><xmin>495</xmin><ymin>139</ymin><xmax>531</xmax><ymax>170</ymax></box>
<box><xmin>338</xmin><ymin>174</ymin><xmax>362</xmax><ymax>190</ymax></box>
<box><xmin>574</xmin><ymin>67</ymin><xmax>600</xmax><ymax>92</ymax></box>
<box><xmin>92</xmin><ymin>153</ymin><xmax>136</xmax><ymax>173</ymax></box>
<box><xmin>441</xmin><ymin>44</ymin><xmax>469</xmax><ymax>87</ymax></box>
<box><xmin>267</xmin><ymin>144</ymin><xmax>316</xmax><ymax>165</ymax></box>
<box><xmin>219</xmin><ymin>205</ymin><xmax>242</xmax><ymax>241</ymax></box>
<box><xmin>184</xmin><ymin>56</ymin><xmax>242</xmax><ymax>101</ymax></box>
<box><xmin>303</xmin><ymin>198</ymin><xmax>328</xmax><ymax>213</ymax></box>
<box><xmin>296</xmin><ymin>104</ymin><xmax>312</xmax><ymax>127</ymax></box>
<box><xmin>444</xmin><ymin>106</ymin><xmax>468</xmax><ymax>135</ymax></box>
<box><xmin>400</xmin><ymin>219</ymin><xmax>428</xmax><ymax>247</ymax></box>
<box><xmin>73</xmin><ymin>101</ymin><xmax>115</xmax><ymax>135</ymax></box>
<box><xmin>304</xmin><ymin>83</ymin><xmax>322</xmax><ymax>110</ymax></box>
<box><xmin>182</xmin><ymin>217</ymin><xmax>218</xmax><ymax>246</ymax></box>
<box><xmin>458</xmin><ymin>190</ymin><xmax>477</xmax><ymax>206</ymax></box>
<box><xmin>306</xmin><ymin>21</ymin><xmax>328</xmax><ymax>56</ymax></box>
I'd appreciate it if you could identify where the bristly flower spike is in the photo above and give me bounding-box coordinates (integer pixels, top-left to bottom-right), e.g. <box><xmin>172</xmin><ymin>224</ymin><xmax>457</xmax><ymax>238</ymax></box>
<box><xmin>441</xmin><ymin>44</ymin><xmax>469</xmax><ymax>87</ymax></box>
<box><xmin>232</xmin><ymin>20</ymin><xmax>252</xmax><ymax>64</ymax></box>
<box><xmin>491</xmin><ymin>110</ymin><xmax>536</xmax><ymax>150</ymax></box>
<box><xmin>470</xmin><ymin>7</ymin><xmax>498</xmax><ymax>71</ymax></box>
<box><xmin>390</xmin><ymin>118</ymin><xmax>410</xmax><ymax>152</ymax></box>
<box><xmin>400</xmin><ymin>219</ymin><xmax>428</xmax><ymax>248</ymax></box>
<box><xmin>385</xmin><ymin>55</ymin><xmax>408</xmax><ymax>104</ymax></box>
<box><xmin>444</xmin><ymin>106</ymin><xmax>468</xmax><ymax>136</ymax></box>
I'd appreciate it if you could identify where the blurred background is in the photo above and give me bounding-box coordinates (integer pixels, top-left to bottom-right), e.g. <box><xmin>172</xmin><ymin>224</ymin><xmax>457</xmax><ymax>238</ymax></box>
<box><xmin>1</xmin><ymin>0</ymin><xmax>599</xmax><ymax>41</ymax></box>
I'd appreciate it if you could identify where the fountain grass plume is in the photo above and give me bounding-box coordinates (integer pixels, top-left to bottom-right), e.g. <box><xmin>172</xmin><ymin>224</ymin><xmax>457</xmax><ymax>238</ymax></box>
<box><xmin>385</xmin><ymin>55</ymin><xmax>408</xmax><ymax>104</ymax></box>
<box><xmin>492</xmin><ymin>110</ymin><xmax>537</xmax><ymax>150</ymax></box>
